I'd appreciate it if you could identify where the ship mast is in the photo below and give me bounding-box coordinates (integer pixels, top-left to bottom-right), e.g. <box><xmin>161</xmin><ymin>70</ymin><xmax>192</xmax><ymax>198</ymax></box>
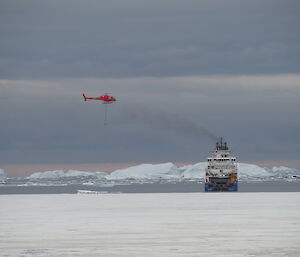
<box><xmin>216</xmin><ymin>137</ymin><xmax>228</xmax><ymax>150</ymax></box>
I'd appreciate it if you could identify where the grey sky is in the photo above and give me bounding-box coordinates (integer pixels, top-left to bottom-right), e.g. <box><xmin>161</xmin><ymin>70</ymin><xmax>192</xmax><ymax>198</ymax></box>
<box><xmin>1</xmin><ymin>75</ymin><xmax>299</xmax><ymax>165</ymax></box>
<box><xmin>1</xmin><ymin>0</ymin><xmax>299</xmax><ymax>78</ymax></box>
<box><xmin>0</xmin><ymin>1</ymin><xmax>300</xmax><ymax>173</ymax></box>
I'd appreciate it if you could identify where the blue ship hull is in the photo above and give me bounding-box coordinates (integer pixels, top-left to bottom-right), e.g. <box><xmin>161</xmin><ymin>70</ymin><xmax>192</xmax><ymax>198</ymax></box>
<box><xmin>205</xmin><ymin>182</ymin><xmax>238</xmax><ymax>192</ymax></box>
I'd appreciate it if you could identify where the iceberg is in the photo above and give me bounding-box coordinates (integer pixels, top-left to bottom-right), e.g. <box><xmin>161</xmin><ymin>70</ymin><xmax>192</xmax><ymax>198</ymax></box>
<box><xmin>24</xmin><ymin>162</ymin><xmax>299</xmax><ymax>182</ymax></box>
<box><xmin>238</xmin><ymin>163</ymin><xmax>271</xmax><ymax>178</ymax></box>
<box><xmin>0</xmin><ymin>168</ymin><xmax>7</xmax><ymax>178</ymax></box>
<box><xmin>180</xmin><ymin>163</ymin><xmax>207</xmax><ymax>179</ymax></box>
<box><xmin>106</xmin><ymin>163</ymin><xmax>181</xmax><ymax>180</ymax></box>
<box><xmin>0</xmin><ymin>168</ymin><xmax>7</xmax><ymax>183</ymax></box>
<box><xmin>269</xmin><ymin>166</ymin><xmax>298</xmax><ymax>174</ymax></box>
<box><xmin>28</xmin><ymin>170</ymin><xmax>106</xmax><ymax>179</ymax></box>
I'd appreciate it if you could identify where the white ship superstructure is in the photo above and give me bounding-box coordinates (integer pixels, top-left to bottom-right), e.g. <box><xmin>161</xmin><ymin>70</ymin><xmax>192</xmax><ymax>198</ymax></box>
<box><xmin>205</xmin><ymin>138</ymin><xmax>238</xmax><ymax>191</ymax></box>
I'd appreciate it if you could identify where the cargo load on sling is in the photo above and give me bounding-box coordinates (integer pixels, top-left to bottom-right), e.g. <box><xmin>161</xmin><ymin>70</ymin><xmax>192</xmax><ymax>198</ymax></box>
<box><xmin>205</xmin><ymin>138</ymin><xmax>238</xmax><ymax>192</ymax></box>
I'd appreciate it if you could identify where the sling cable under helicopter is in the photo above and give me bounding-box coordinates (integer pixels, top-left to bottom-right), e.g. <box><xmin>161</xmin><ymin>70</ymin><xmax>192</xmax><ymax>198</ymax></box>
<box><xmin>82</xmin><ymin>93</ymin><xmax>117</xmax><ymax>125</ymax></box>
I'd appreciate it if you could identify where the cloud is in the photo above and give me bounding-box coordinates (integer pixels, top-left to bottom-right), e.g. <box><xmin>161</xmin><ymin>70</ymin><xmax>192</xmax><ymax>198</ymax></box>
<box><xmin>0</xmin><ymin>74</ymin><xmax>299</xmax><ymax>164</ymax></box>
<box><xmin>0</xmin><ymin>0</ymin><xmax>299</xmax><ymax>78</ymax></box>
<box><xmin>0</xmin><ymin>0</ymin><xmax>299</xmax><ymax>165</ymax></box>
<box><xmin>2</xmin><ymin>73</ymin><xmax>299</xmax><ymax>93</ymax></box>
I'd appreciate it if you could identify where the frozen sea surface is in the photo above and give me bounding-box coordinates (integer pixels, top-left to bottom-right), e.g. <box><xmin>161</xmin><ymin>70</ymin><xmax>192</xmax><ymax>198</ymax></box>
<box><xmin>1</xmin><ymin>193</ymin><xmax>300</xmax><ymax>257</ymax></box>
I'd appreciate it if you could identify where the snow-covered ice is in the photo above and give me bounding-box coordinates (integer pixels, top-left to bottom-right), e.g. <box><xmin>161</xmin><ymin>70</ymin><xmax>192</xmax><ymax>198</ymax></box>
<box><xmin>106</xmin><ymin>162</ymin><xmax>181</xmax><ymax>180</ymax></box>
<box><xmin>28</xmin><ymin>169</ymin><xmax>106</xmax><ymax>179</ymax></box>
<box><xmin>180</xmin><ymin>162</ymin><xmax>207</xmax><ymax>178</ymax></box>
<box><xmin>25</xmin><ymin>162</ymin><xmax>299</xmax><ymax>182</ymax></box>
<box><xmin>0</xmin><ymin>168</ymin><xmax>7</xmax><ymax>183</ymax></box>
<box><xmin>0</xmin><ymin>168</ymin><xmax>7</xmax><ymax>178</ymax></box>
<box><xmin>0</xmin><ymin>193</ymin><xmax>299</xmax><ymax>257</ymax></box>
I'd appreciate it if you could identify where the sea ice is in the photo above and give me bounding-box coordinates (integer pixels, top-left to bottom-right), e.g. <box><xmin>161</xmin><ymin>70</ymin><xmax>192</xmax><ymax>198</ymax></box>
<box><xmin>0</xmin><ymin>193</ymin><xmax>299</xmax><ymax>257</ymax></box>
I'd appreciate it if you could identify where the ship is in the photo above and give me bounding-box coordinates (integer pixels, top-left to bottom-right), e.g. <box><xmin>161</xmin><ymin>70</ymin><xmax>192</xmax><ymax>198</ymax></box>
<box><xmin>205</xmin><ymin>138</ymin><xmax>238</xmax><ymax>191</ymax></box>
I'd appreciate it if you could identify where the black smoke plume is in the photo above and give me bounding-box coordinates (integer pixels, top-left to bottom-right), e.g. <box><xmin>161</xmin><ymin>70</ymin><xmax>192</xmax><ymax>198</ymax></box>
<box><xmin>123</xmin><ymin>106</ymin><xmax>219</xmax><ymax>142</ymax></box>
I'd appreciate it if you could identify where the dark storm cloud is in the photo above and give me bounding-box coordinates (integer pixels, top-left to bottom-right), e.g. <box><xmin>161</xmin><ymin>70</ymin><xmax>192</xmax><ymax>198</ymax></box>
<box><xmin>0</xmin><ymin>0</ymin><xmax>299</xmax><ymax>78</ymax></box>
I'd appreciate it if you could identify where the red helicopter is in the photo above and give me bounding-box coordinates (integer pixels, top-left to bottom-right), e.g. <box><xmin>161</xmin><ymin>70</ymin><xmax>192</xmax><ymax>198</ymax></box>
<box><xmin>82</xmin><ymin>93</ymin><xmax>116</xmax><ymax>103</ymax></box>
<box><xmin>82</xmin><ymin>93</ymin><xmax>116</xmax><ymax>126</ymax></box>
